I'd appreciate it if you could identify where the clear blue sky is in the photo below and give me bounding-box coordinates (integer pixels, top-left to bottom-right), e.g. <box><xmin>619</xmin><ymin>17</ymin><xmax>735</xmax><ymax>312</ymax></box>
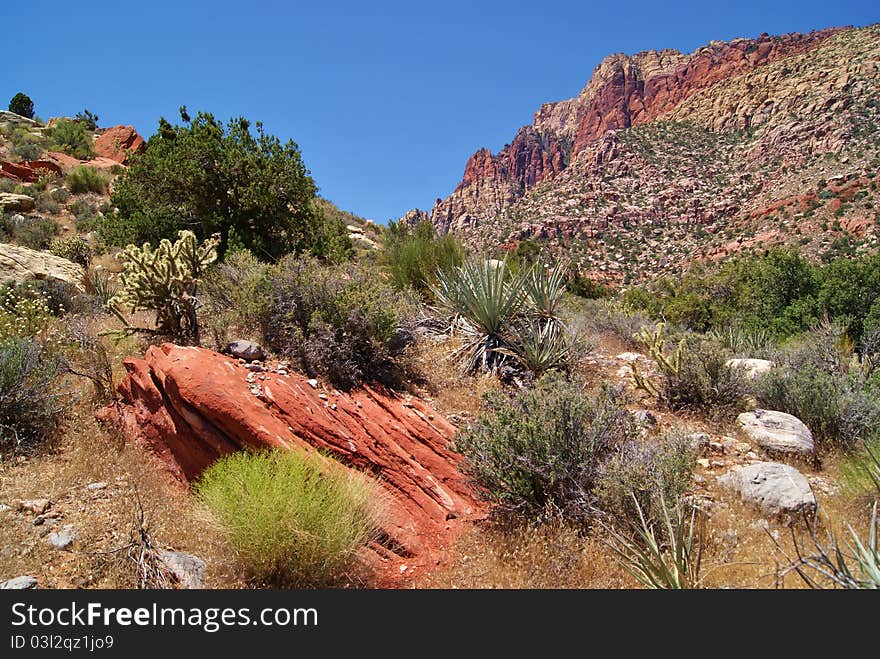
<box><xmin>4</xmin><ymin>1</ymin><xmax>878</xmax><ymax>223</ymax></box>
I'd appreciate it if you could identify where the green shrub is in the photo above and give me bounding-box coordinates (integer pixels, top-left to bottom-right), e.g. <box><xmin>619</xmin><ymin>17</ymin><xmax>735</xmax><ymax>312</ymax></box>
<box><xmin>261</xmin><ymin>256</ymin><xmax>413</xmax><ymax>389</ymax></box>
<box><xmin>597</xmin><ymin>430</ymin><xmax>697</xmax><ymax>531</ymax></box>
<box><xmin>50</xmin><ymin>235</ymin><xmax>91</xmax><ymax>267</ymax></box>
<box><xmin>756</xmin><ymin>322</ymin><xmax>880</xmax><ymax>450</ymax></box>
<box><xmin>632</xmin><ymin>324</ymin><xmax>749</xmax><ymax>414</ymax></box>
<box><xmin>195</xmin><ymin>449</ymin><xmax>381</xmax><ymax>586</ymax></box>
<box><xmin>47</xmin><ymin>118</ymin><xmax>94</xmax><ymax>160</ymax></box>
<box><xmin>0</xmin><ymin>338</ymin><xmax>61</xmax><ymax>454</ymax></box>
<box><xmin>6</xmin><ymin>125</ymin><xmax>46</xmax><ymax>161</ymax></box>
<box><xmin>577</xmin><ymin>299</ymin><xmax>651</xmax><ymax>348</ymax></box>
<box><xmin>455</xmin><ymin>375</ymin><xmax>637</xmax><ymax>523</ymax></box>
<box><xmin>65</xmin><ymin>166</ymin><xmax>107</xmax><ymax>194</ymax></box>
<box><xmin>200</xmin><ymin>249</ymin><xmax>270</xmax><ymax>349</ymax></box>
<box><xmin>105</xmin><ymin>108</ymin><xmax>343</xmax><ymax>259</ymax></box>
<box><xmin>0</xmin><ymin>214</ymin><xmax>58</xmax><ymax>250</ymax></box>
<box><xmin>382</xmin><ymin>219</ymin><xmax>463</xmax><ymax>295</ymax></box>
<box><xmin>0</xmin><ymin>285</ymin><xmax>55</xmax><ymax>343</ymax></box>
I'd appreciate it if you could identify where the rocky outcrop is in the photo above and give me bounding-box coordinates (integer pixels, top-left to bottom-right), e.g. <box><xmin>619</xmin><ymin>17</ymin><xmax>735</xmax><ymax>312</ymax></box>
<box><xmin>99</xmin><ymin>344</ymin><xmax>481</xmax><ymax>578</ymax></box>
<box><xmin>94</xmin><ymin>126</ymin><xmax>145</xmax><ymax>164</ymax></box>
<box><xmin>0</xmin><ymin>242</ymin><xmax>85</xmax><ymax>291</ymax></box>
<box><xmin>737</xmin><ymin>410</ymin><xmax>815</xmax><ymax>459</ymax></box>
<box><xmin>427</xmin><ymin>28</ymin><xmax>843</xmax><ymax>233</ymax></box>
<box><xmin>0</xmin><ymin>160</ymin><xmax>62</xmax><ymax>183</ymax></box>
<box><xmin>0</xmin><ymin>193</ymin><xmax>35</xmax><ymax>213</ymax></box>
<box><xmin>719</xmin><ymin>462</ymin><xmax>816</xmax><ymax>516</ymax></box>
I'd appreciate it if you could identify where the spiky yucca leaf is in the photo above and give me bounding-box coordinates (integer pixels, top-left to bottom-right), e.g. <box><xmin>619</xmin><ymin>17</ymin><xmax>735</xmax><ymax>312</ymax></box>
<box><xmin>523</xmin><ymin>262</ymin><xmax>567</xmax><ymax>328</ymax></box>
<box><xmin>498</xmin><ymin>320</ymin><xmax>572</xmax><ymax>375</ymax></box>
<box><xmin>603</xmin><ymin>492</ymin><xmax>704</xmax><ymax>589</ymax></box>
<box><xmin>432</xmin><ymin>258</ymin><xmax>526</xmax><ymax>372</ymax></box>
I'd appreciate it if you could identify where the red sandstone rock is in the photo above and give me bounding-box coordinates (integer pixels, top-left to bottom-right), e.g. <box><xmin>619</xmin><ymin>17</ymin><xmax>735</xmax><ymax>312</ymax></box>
<box><xmin>45</xmin><ymin>151</ymin><xmax>82</xmax><ymax>170</ymax></box>
<box><xmin>0</xmin><ymin>160</ymin><xmax>61</xmax><ymax>182</ymax></box>
<box><xmin>94</xmin><ymin>125</ymin><xmax>145</xmax><ymax>164</ymax></box>
<box><xmin>99</xmin><ymin>344</ymin><xmax>481</xmax><ymax>581</ymax></box>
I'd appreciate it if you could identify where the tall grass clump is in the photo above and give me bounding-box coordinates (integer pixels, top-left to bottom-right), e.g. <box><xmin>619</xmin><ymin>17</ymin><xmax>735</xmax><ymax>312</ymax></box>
<box><xmin>195</xmin><ymin>449</ymin><xmax>382</xmax><ymax>586</ymax></box>
<box><xmin>382</xmin><ymin>219</ymin><xmax>463</xmax><ymax>295</ymax></box>
<box><xmin>455</xmin><ymin>375</ymin><xmax>636</xmax><ymax>524</ymax></box>
<box><xmin>0</xmin><ymin>338</ymin><xmax>61</xmax><ymax>453</ymax></box>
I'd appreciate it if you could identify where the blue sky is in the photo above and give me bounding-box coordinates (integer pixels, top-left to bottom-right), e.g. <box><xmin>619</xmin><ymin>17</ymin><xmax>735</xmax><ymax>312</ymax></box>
<box><xmin>3</xmin><ymin>1</ymin><xmax>878</xmax><ymax>223</ymax></box>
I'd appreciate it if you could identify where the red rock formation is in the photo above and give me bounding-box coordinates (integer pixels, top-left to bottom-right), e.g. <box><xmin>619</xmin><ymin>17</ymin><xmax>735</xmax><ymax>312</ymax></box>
<box><xmin>429</xmin><ymin>27</ymin><xmax>844</xmax><ymax>231</ymax></box>
<box><xmin>99</xmin><ymin>344</ymin><xmax>481</xmax><ymax>581</ymax></box>
<box><xmin>94</xmin><ymin>125</ymin><xmax>145</xmax><ymax>164</ymax></box>
<box><xmin>0</xmin><ymin>160</ymin><xmax>61</xmax><ymax>182</ymax></box>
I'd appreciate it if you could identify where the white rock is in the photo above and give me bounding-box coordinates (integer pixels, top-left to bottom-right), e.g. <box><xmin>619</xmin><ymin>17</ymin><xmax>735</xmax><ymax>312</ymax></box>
<box><xmin>46</xmin><ymin>525</ymin><xmax>77</xmax><ymax>550</ymax></box>
<box><xmin>159</xmin><ymin>551</ymin><xmax>205</xmax><ymax>589</ymax></box>
<box><xmin>0</xmin><ymin>243</ymin><xmax>85</xmax><ymax>291</ymax></box>
<box><xmin>718</xmin><ymin>462</ymin><xmax>816</xmax><ymax>516</ymax></box>
<box><xmin>726</xmin><ymin>358</ymin><xmax>774</xmax><ymax>380</ymax></box>
<box><xmin>0</xmin><ymin>576</ymin><xmax>37</xmax><ymax>589</ymax></box>
<box><xmin>737</xmin><ymin>410</ymin><xmax>814</xmax><ymax>458</ymax></box>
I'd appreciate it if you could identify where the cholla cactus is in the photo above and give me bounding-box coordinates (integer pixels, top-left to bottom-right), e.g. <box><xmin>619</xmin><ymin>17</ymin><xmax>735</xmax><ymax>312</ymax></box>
<box><xmin>630</xmin><ymin>322</ymin><xmax>683</xmax><ymax>398</ymax></box>
<box><xmin>107</xmin><ymin>230</ymin><xmax>220</xmax><ymax>343</ymax></box>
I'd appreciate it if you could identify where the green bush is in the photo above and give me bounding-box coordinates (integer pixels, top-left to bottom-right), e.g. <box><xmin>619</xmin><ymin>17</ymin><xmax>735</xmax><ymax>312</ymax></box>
<box><xmin>200</xmin><ymin>249</ymin><xmax>271</xmax><ymax>349</ymax></box>
<box><xmin>0</xmin><ymin>214</ymin><xmax>58</xmax><ymax>250</ymax></box>
<box><xmin>65</xmin><ymin>166</ymin><xmax>107</xmax><ymax>194</ymax></box>
<box><xmin>382</xmin><ymin>219</ymin><xmax>463</xmax><ymax>295</ymax></box>
<box><xmin>50</xmin><ymin>236</ymin><xmax>91</xmax><ymax>267</ymax></box>
<box><xmin>195</xmin><ymin>449</ymin><xmax>381</xmax><ymax>586</ymax></box>
<box><xmin>597</xmin><ymin>430</ymin><xmax>697</xmax><ymax>532</ymax></box>
<box><xmin>47</xmin><ymin>118</ymin><xmax>94</xmax><ymax>160</ymax></box>
<box><xmin>632</xmin><ymin>325</ymin><xmax>749</xmax><ymax>414</ymax></box>
<box><xmin>455</xmin><ymin>375</ymin><xmax>637</xmax><ymax>523</ymax></box>
<box><xmin>756</xmin><ymin>322</ymin><xmax>880</xmax><ymax>450</ymax></box>
<box><xmin>104</xmin><ymin>108</ymin><xmax>345</xmax><ymax>260</ymax></box>
<box><xmin>0</xmin><ymin>338</ymin><xmax>61</xmax><ymax>454</ymax></box>
<box><xmin>261</xmin><ymin>256</ymin><xmax>413</xmax><ymax>389</ymax></box>
<box><xmin>6</xmin><ymin>125</ymin><xmax>47</xmax><ymax>161</ymax></box>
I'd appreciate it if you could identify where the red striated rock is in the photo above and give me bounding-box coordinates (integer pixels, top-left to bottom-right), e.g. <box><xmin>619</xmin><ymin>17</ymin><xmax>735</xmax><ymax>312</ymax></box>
<box><xmin>94</xmin><ymin>125</ymin><xmax>145</xmax><ymax>164</ymax></box>
<box><xmin>429</xmin><ymin>27</ymin><xmax>844</xmax><ymax>232</ymax></box>
<box><xmin>45</xmin><ymin>151</ymin><xmax>83</xmax><ymax>170</ymax></box>
<box><xmin>98</xmin><ymin>344</ymin><xmax>481</xmax><ymax>582</ymax></box>
<box><xmin>20</xmin><ymin>160</ymin><xmax>62</xmax><ymax>178</ymax></box>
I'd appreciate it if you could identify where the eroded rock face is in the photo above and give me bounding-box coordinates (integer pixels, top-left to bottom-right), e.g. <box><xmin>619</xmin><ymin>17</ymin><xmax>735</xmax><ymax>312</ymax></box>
<box><xmin>0</xmin><ymin>242</ymin><xmax>85</xmax><ymax>291</ymax></box>
<box><xmin>719</xmin><ymin>461</ymin><xmax>816</xmax><ymax>516</ymax></box>
<box><xmin>99</xmin><ymin>344</ymin><xmax>481</xmax><ymax>578</ymax></box>
<box><xmin>0</xmin><ymin>193</ymin><xmax>35</xmax><ymax>213</ymax></box>
<box><xmin>428</xmin><ymin>28</ymin><xmax>841</xmax><ymax>233</ymax></box>
<box><xmin>94</xmin><ymin>126</ymin><xmax>146</xmax><ymax>164</ymax></box>
<box><xmin>737</xmin><ymin>409</ymin><xmax>815</xmax><ymax>458</ymax></box>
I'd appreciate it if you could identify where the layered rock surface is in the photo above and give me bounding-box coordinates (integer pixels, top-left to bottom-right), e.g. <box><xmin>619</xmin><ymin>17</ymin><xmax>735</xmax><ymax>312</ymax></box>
<box><xmin>0</xmin><ymin>242</ymin><xmax>85</xmax><ymax>290</ymax></box>
<box><xmin>99</xmin><ymin>344</ymin><xmax>481</xmax><ymax>575</ymax></box>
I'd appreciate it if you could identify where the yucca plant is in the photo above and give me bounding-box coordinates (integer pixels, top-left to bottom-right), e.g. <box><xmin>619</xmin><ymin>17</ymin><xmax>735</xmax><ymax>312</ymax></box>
<box><xmin>432</xmin><ymin>257</ymin><xmax>526</xmax><ymax>373</ymax></box>
<box><xmin>523</xmin><ymin>262</ymin><xmax>567</xmax><ymax>333</ymax></box>
<box><xmin>603</xmin><ymin>492</ymin><xmax>705</xmax><ymax>589</ymax></box>
<box><xmin>498</xmin><ymin>320</ymin><xmax>572</xmax><ymax>376</ymax></box>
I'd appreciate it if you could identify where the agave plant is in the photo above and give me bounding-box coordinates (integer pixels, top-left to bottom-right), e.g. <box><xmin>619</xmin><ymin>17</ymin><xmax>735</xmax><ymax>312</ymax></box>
<box><xmin>432</xmin><ymin>257</ymin><xmax>526</xmax><ymax>373</ymax></box>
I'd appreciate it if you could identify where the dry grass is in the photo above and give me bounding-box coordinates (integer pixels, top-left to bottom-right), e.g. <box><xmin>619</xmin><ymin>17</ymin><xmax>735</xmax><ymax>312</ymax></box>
<box><xmin>0</xmin><ymin>399</ymin><xmax>242</xmax><ymax>588</ymax></box>
<box><xmin>416</xmin><ymin>517</ymin><xmax>638</xmax><ymax>589</ymax></box>
<box><xmin>405</xmin><ymin>336</ymin><xmax>503</xmax><ymax>419</ymax></box>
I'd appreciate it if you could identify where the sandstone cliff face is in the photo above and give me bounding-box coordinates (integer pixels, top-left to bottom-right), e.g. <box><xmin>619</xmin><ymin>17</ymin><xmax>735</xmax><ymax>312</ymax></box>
<box><xmin>419</xmin><ymin>25</ymin><xmax>880</xmax><ymax>285</ymax></box>
<box><xmin>427</xmin><ymin>27</ymin><xmax>844</xmax><ymax>234</ymax></box>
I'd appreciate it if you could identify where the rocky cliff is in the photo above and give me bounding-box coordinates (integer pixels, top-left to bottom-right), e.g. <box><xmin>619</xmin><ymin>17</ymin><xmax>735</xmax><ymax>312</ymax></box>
<box><xmin>413</xmin><ymin>25</ymin><xmax>880</xmax><ymax>284</ymax></box>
